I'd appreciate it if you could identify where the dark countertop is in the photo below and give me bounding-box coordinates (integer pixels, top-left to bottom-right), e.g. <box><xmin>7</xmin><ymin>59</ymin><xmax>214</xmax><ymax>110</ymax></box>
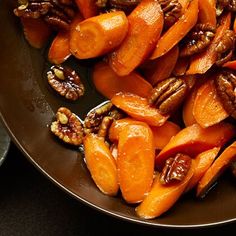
<box><xmin>0</xmin><ymin>142</ymin><xmax>236</xmax><ymax>236</ymax></box>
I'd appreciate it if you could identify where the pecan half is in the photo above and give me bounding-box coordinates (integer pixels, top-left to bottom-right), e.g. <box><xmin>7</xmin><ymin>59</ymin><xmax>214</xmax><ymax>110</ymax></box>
<box><xmin>148</xmin><ymin>77</ymin><xmax>188</xmax><ymax>115</ymax></box>
<box><xmin>47</xmin><ymin>65</ymin><xmax>85</xmax><ymax>101</ymax></box>
<box><xmin>159</xmin><ymin>153</ymin><xmax>192</xmax><ymax>185</ymax></box>
<box><xmin>215</xmin><ymin>30</ymin><xmax>235</xmax><ymax>66</ymax></box>
<box><xmin>180</xmin><ymin>23</ymin><xmax>216</xmax><ymax>57</ymax></box>
<box><xmin>215</xmin><ymin>70</ymin><xmax>236</xmax><ymax>119</ymax></box>
<box><xmin>217</xmin><ymin>0</ymin><xmax>236</xmax><ymax>12</ymax></box>
<box><xmin>97</xmin><ymin>116</ymin><xmax>114</xmax><ymax>138</ymax></box>
<box><xmin>51</xmin><ymin>107</ymin><xmax>84</xmax><ymax>145</ymax></box>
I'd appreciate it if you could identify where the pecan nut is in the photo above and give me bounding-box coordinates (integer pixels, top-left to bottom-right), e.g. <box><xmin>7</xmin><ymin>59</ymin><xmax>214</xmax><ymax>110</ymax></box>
<box><xmin>159</xmin><ymin>153</ymin><xmax>192</xmax><ymax>185</ymax></box>
<box><xmin>147</xmin><ymin>77</ymin><xmax>188</xmax><ymax>115</ymax></box>
<box><xmin>47</xmin><ymin>65</ymin><xmax>85</xmax><ymax>101</ymax></box>
<box><xmin>97</xmin><ymin>116</ymin><xmax>114</xmax><ymax>138</ymax></box>
<box><xmin>217</xmin><ymin>0</ymin><xmax>236</xmax><ymax>12</ymax></box>
<box><xmin>215</xmin><ymin>70</ymin><xmax>236</xmax><ymax>119</ymax></box>
<box><xmin>51</xmin><ymin>107</ymin><xmax>84</xmax><ymax>145</ymax></box>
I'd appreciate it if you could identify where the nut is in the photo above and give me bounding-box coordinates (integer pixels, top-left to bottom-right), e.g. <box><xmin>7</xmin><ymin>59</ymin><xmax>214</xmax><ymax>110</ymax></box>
<box><xmin>47</xmin><ymin>65</ymin><xmax>85</xmax><ymax>101</ymax></box>
<box><xmin>180</xmin><ymin>23</ymin><xmax>215</xmax><ymax>57</ymax></box>
<box><xmin>147</xmin><ymin>77</ymin><xmax>188</xmax><ymax>115</ymax></box>
<box><xmin>217</xmin><ymin>0</ymin><xmax>236</xmax><ymax>12</ymax></box>
<box><xmin>159</xmin><ymin>153</ymin><xmax>192</xmax><ymax>185</ymax></box>
<box><xmin>97</xmin><ymin>116</ymin><xmax>114</xmax><ymax>138</ymax></box>
<box><xmin>215</xmin><ymin>70</ymin><xmax>236</xmax><ymax>119</ymax></box>
<box><xmin>50</xmin><ymin>107</ymin><xmax>84</xmax><ymax>145</ymax></box>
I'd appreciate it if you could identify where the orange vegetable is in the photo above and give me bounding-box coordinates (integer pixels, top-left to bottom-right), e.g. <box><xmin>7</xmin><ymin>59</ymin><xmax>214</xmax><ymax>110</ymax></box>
<box><xmin>172</xmin><ymin>57</ymin><xmax>189</xmax><ymax>76</ymax></box>
<box><xmin>117</xmin><ymin>123</ymin><xmax>155</xmax><ymax>203</ymax></box>
<box><xmin>92</xmin><ymin>62</ymin><xmax>153</xmax><ymax>99</ymax></box>
<box><xmin>143</xmin><ymin>45</ymin><xmax>179</xmax><ymax>86</ymax></box>
<box><xmin>83</xmin><ymin>134</ymin><xmax>119</xmax><ymax>196</ymax></box>
<box><xmin>70</xmin><ymin>11</ymin><xmax>128</xmax><ymax>59</ymax></box>
<box><xmin>185</xmin><ymin>147</ymin><xmax>220</xmax><ymax>192</ymax></box>
<box><xmin>234</xmin><ymin>16</ymin><xmax>236</xmax><ymax>33</ymax></box>
<box><xmin>222</xmin><ymin>60</ymin><xmax>236</xmax><ymax>70</ymax></box>
<box><xmin>198</xmin><ymin>0</ymin><xmax>216</xmax><ymax>28</ymax></box>
<box><xmin>111</xmin><ymin>92</ymin><xmax>169</xmax><ymax>127</ymax></box>
<box><xmin>155</xmin><ymin>122</ymin><xmax>236</xmax><ymax>170</ymax></box>
<box><xmin>136</xmin><ymin>161</ymin><xmax>195</xmax><ymax>219</ymax></box>
<box><xmin>186</xmin><ymin>12</ymin><xmax>231</xmax><ymax>75</ymax></box>
<box><xmin>74</xmin><ymin>0</ymin><xmax>98</xmax><ymax>19</ymax></box>
<box><xmin>197</xmin><ymin>141</ymin><xmax>236</xmax><ymax>198</ymax></box>
<box><xmin>193</xmin><ymin>79</ymin><xmax>229</xmax><ymax>128</ymax></box>
<box><xmin>109</xmin><ymin>0</ymin><xmax>164</xmax><ymax>76</ymax></box>
<box><xmin>150</xmin><ymin>0</ymin><xmax>198</xmax><ymax>60</ymax></box>
<box><xmin>20</xmin><ymin>17</ymin><xmax>52</xmax><ymax>49</ymax></box>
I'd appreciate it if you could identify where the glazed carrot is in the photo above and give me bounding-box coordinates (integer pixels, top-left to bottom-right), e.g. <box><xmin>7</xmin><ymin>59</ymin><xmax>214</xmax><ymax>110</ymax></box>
<box><xmin>222</xmin><ymin>60</ymin><xmax>236</xmax><ymax>70</ymax></box>
<box><xmin>70</xmin><ymin>11</ymin><xmax>128</xmax><ymax>59</ymax></box>
<box><xmin>111</xmin><ymin>92</ymin><xmax>169</xmax><ymax>126</ymax></box>
<box><xmin>109</xmin><ymin>0</ymin><xmax>164</xmax><ymax>76</ymax></box>
<box><xmin>234</xmin><ymin>16</ymin><xmax>236</xmax><ymax>33</ymax></box>
<box><xmin>198</xmin><ymin>0</ymin><xmax>216</xmax><ymax>28</ymax></box>
<box><xmin>186</xmin><ymin>12</ymin><xmax>231</xmax><ymax>75</ymax></box>
<box><xmin>197</xmin><ymin>141</ymin><xmax>236</xmax><ymax>198</ymax></box>
<box><xmin>155</xmin><ymin>122</ymin><xmax>236</xmax><ymax>170</ymax></box>
<box><xmin>150</xmin><ymin>0</ymin><xmax>198</xmax><ymax>60</ymax></box>
<box><xmin>185</xmin><ymin>147</ymin><xmax>220</xmax><ymax>192</ymax></box>
<box><xmin>136</xmin><ymin>162</ymin><xmax>195</xmax><ymax>219</ymax></box>
<box><xmin>179</xmin><ymin>0</ymin><xmax>191</xmax><ymax>10</ymax></box>
<box><xmin>74</xmin><ymin>0</ymin><xmax>98</xmax><ymax>19</ymax></box>
<box><xmin>20</xmin><ymin>17</ymin><xmax>52</xmax><ymax>49</ymax></box>
<box><xmin>117</xmin><ymin>123</ymin><xmax>155</xmax><ymax>203</ymax></box>
<box><xmin>143</xmin><ymin>45</ymin><xmax>179</xmax><ymax>86</ymax></box>
<box><xmin>83</xmin><ymin>134</ymin><xmax>119</xmax><ymax>196</ymax></box>
<box><xmin>92</xmin><ymin>62</ymin><xmax>153</xmax><ymax>99</ymax></box>
<box><xmin>172</xmin><ymin>57</ymin><xmax>189</xmax><ymax>76</ymax></box>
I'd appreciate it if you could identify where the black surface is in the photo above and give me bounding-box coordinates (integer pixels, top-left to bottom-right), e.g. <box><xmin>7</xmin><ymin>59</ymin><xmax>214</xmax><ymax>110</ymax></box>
<box><xmin>0</xmin><ymin>142</ymin><xmax>236</xmax><ymax>236</ymax></box>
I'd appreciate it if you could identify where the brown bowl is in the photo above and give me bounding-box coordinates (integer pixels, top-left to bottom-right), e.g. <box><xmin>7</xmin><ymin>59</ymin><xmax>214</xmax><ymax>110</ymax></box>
<box><xmin>1</xmin><ymin>0</ymin><xmax>236</xmax><ymax>228</ymax></box>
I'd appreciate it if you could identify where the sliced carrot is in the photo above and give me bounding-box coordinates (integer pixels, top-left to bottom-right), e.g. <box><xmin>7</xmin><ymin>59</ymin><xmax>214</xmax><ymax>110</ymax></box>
<box><xmin>83</xmin><ymin>134</ymin><xmax>119</xmax><ymax>196</ymax></box>
<box><xmin>111</xmin><ymin>92</ymin><xmax>169</xmax><ymax>127</ymax></box>
<box><xmin>186</xmin><ymin>12</ymin><xmax>231</xmax><ymax>75</ymax></box>
<box><xmin>155</xmin><ymin>122</ymin><xmax>236</xmax><ymax>170</ymax></box>
<box><xmin>109</xmin><ymin>0</ymin><xmax>164</xmax><ymax>76</ymax></box>
<box><xmin>143</xmin><ymin>45</ymin><xmax>179</xmax><ymax>86</ymax></box>
<box><xmin>193</xmin><ymin>79</ymin><xmax>229</xmax><ymax>128</ymax></box>
<box><xmin>74</xmin><ymin>0</ymin><xmax>98</xmax><ymax>19</ymax></box>
<box><xmin>92</xmin><ymin>62</ymin><xmax>153</xmax><ymax>99</ymax></box>
<box><xmin>197</xmin><ymin>141</ymin><xmax>236</xmax><ymax>198</ymax></box>
<box><xmin>20</xmin><ymin>17</ymin><xmax>52</xmax><ymax>49</ymax></box>
<box><xmin>234</xmin><ymin>16</ymin><xmax>236</xmax><ymax>33</ymax></box>
<box><xmin>136</xmin><ymin>161</ymin><xmax>195</xmax><ymax>219</ymax></box>
<box><xmin>178</xmin><ymin>0</ymin><xmax>191</xmax><ymax>11</ymax></box>
<box><xmin>172</xmin><ymin>57</ymin><xmax>189</xmax><ymax>76</ymax></box>
<box><xmin>185</xmin><ymin>147</ymin><xmax>220</xmax><ymax>192</ymax></box>
<box><xmin>222</xmin><ymin>60</ymin><xmax>236</xmax><ymax>70</ymax></box>
<box><xmin>117</xmin><ymin>123</ymin><xmax>155</xmax><ymax>204</ymax></box>
<box><xmin>150</xmin><ymin>0</ymin><xmax>198</xmax><ymax>60</ymax></box>
<box><xmin>70</xmin><ymin>11</ymin><xmax>128</xmax><ymax>59</ymax></box>
<box><xmin>198</xmin><ymin>0</ymin><xmax>216</xmax><ymax>28</ymax></box>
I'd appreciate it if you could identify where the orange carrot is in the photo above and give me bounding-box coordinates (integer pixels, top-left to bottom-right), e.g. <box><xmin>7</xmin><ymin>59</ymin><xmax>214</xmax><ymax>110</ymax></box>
<box><xmin>234</xmin><ymin>16</ymin><xmax>236</xmax><ymax>33</ymax></box>
<box><xmin>150</xmin><ymin>0</ymin><xmax>198</xmax><ymax>60</ymax></box>
<box><xmin>222</xmin><ymin>60</ymin><xmax>236</xmax><ymax>70</ymax></box>
<box><xmin>111</xmin><ymin>92</ymin><xmax>169</xmax><ymax>127</ymax></box>
<box><xmin>92</xmin><ymin>62</ymin><xmax>153</xmax><ymax>99</ymax></box>
<box><xmin>117</xmin><ymin>123</ymin><xmax>155</xmax><ymax>203</ymax></box>
<box><xmin>136</xmin><ymin>161</ymin><xmax>195</xmax><ymax>219</ymax></box>
<box><xmin>197</xmin><ymin>141</ymin><xmax>236</xmax><ymax>198</ymax></box>
<box><xmin>198</xmin><ymin>0</ymin><xmax>216</xmax><ymax>28</ymax></box>
<box><xmin>186</xmin><ymin>12</ymin><xmax>231</xmax><ymax>75</ymax></box>
<box><xmin>83</xmin><ymin>134</ymin><xmax>119</xmax><ymax>196</ymax></box>
<box><xmin>74</xmin><ymin>0</ymin><xmax>98</xmax><ymax>19</ymax></box>
<box><xmin>185</xmin><ymin>147</ymin><xmax>220</xmax><ymax>192</ymax></box>
<box><xmin>70</xmin><ymin>11</ymin><xmax>128</xmax><ymax>59</ymax></box>
<box><xmin>155</xmin><ymin>122</ymin><xmax>236</xmax><ymax>170</ymax></box>
<box><xmin>172</xmin><ymin>57</ymin><xmax>189</xmax><ymax>76</ymax></box>
<box><xmin>109</xmin><ymin>0</ymin><xmax>164</xmax><ymax>76</ymax></box>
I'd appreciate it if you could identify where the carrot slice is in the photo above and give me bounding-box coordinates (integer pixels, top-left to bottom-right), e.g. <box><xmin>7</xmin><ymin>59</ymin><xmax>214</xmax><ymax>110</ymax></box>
<box><xmin>198</xmin><ymin>0</ymin><xmax>216</xmax><ymax>28</ymax></box>
<box><xmin>109</xmin><ymin>0</ymin><xmax>164</xmax><ymax>76</ymax></box>
<box><xmin>150</xmin><ymin>0</ymin><xmax>198</xmax><ymax>60</ymax></box>
<box><xmin>222</xmin><ymin>60</ymin><xmax>236</xmax><ymax>70</ymax></box>
<box><xmin>197</xmin><ymin>141</ymin><xmax>236</xmax><ymax>198</ymax></box>
<box><xmin>74</xmin><ymin>0</ymin><xmax>98</xmax><ymax>19</ymax></box>
<box><xmin>143</xmin><ymin>45</ymin><xmax>179</xmax><ymax>86</ymax></box>
<box><xmin>70</xmin><ymin>11</ymin><xmax>128</xmax><ymax>59</ymax></box>
<box><xmin>92</xmin><ymin>62</ymin><xmax>153</xmax><ymax>99</ymax></box>
<box><xmin>193</xmin><ymin>79</ymin><xmax>229</xmax><ymax>128</ymax></box>
<box><xmin>155</xmin><ymin>122</ymin><xmax>236</xmax><ymax>170</ymax></box>
<box><xmin>83</xmin><ymin>134</ymin><xmax>119</xmax><ymax>196</ymax></box>
<box><xmin>111</xmin><ymin>92</ymin><xmax>169</xmax><ymax>127</ymax></box>
<box><xmin>185</xmin><ymin>147</ymin><xmax>220</xmax><ymax>192</ymax></box>
<box><xmin>136</xmin><ymin>161</ymin><xmax>195</xmax><ymax>219</ymax></box>
<box><xmin>234</xmin><ymin>16</ymin><xmax>236</xmax><ymax>33</ymax></box>
<box><xmin>117</xmin><ymin>123</ymin><xmax>155</xmax><ymax>204</ymax></box>
<box><xmin>186</xmin><ymin>12</ymin><xmax>231</xmax><ymax>75</ymax></box>
<box><xmin>172</xmin><ymin>57</ymin><xmax>189</xmax><ymax>76</ymax></box>
<box><xmin>20</xmin><ymin>17</ymin><xmax>52</xmax><ymax>49</ymax></box>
